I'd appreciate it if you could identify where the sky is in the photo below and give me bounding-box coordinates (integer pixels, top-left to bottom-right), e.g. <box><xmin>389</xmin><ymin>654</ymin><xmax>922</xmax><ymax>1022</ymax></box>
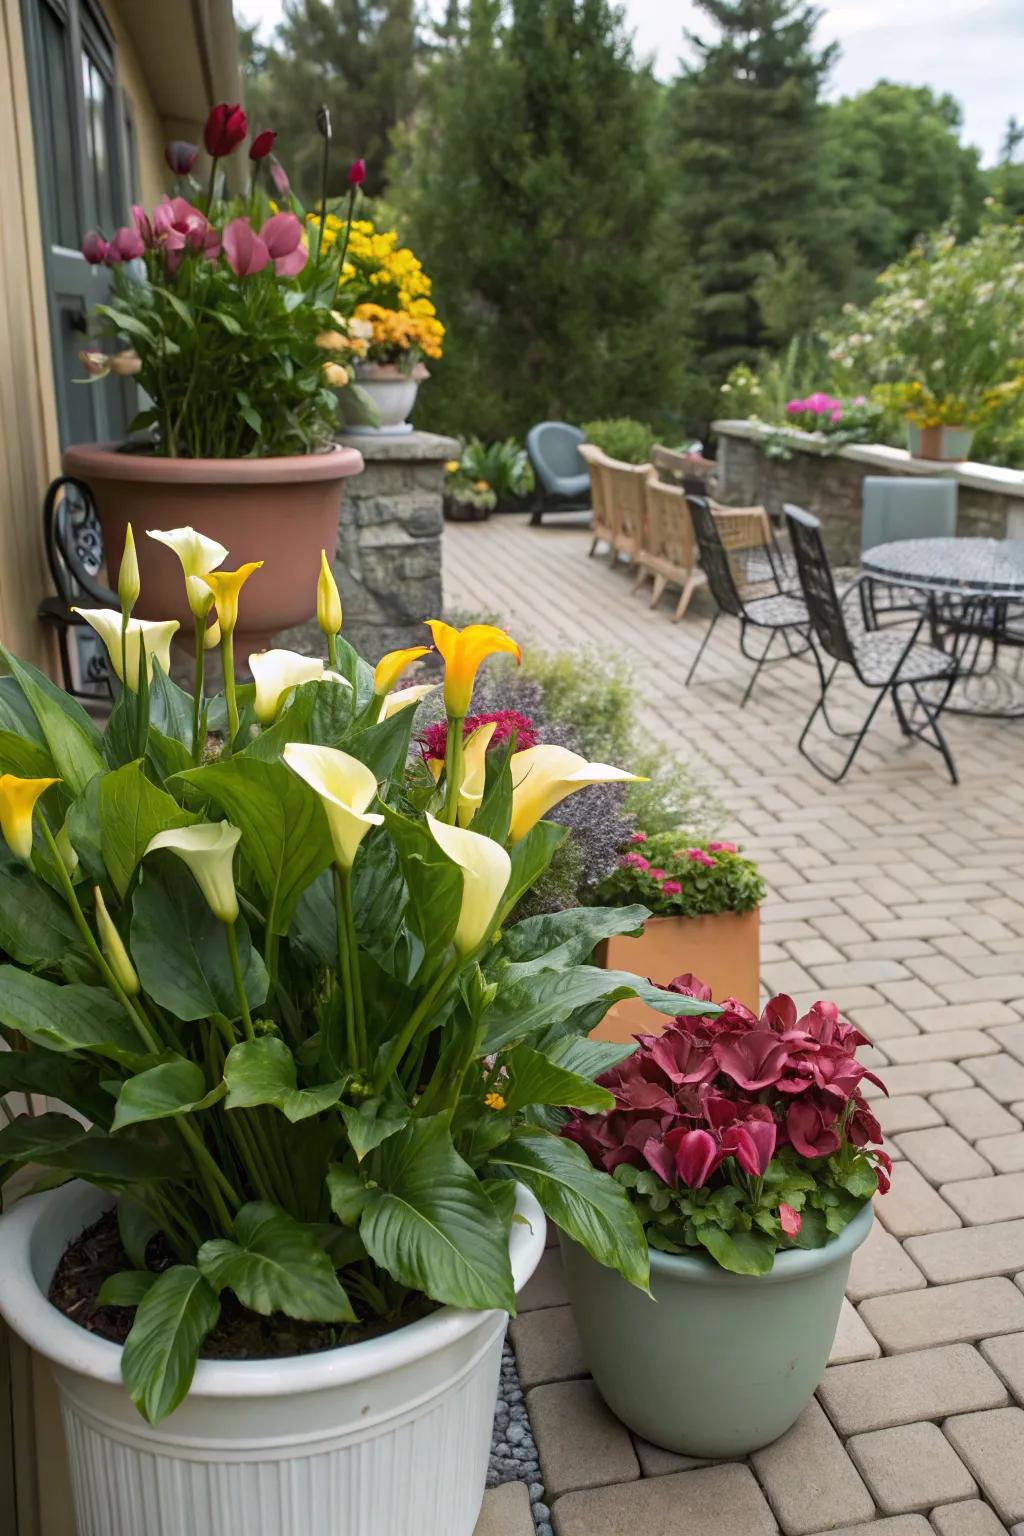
<box><xmin>237</xmin><ymin>0</ymin><xmax>1023</xmax><ymax>166</ymax></box>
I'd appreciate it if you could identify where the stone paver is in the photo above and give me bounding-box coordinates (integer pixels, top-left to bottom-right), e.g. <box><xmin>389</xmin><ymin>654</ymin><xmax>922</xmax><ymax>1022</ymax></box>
<box><xmin>509</xmin><ymin>1305</ymin><xmax>587</xmax><ymax>1390</ymax></box>
<box><xmin>931</xmin><ymin>1500</ymin><xmax>1012</xmax><ymax>1536</ymax></box>
<box><xmin>847</xmin><ymin>1421</ymin><xmax>976</xmax><ymax>1512</ymax></box>
<box><xmin>550</xmin><ymin>1464</ymin><xmax>778</xmax><ymax>1536</ymax></box>
<box><xmin>845</xmin><ymin>1220</ymin><xmax>927</xmax><ymax>1303</ymax></box>
<box><xmin>807</xmin><ymin>1523</ymin><xmax>930</xmax><ymax>1536</ymax></box>
<box><xmin>860</xmin><ymin>1279</ymin><xmax>1024</xmax><ymax>1352</ymax></box>
<box><xmin>630</xmin><ymin>1437</ymin><xmax>713</xmax><ymax>1477</ymax></box>
<box><xmin>905</xmin><ymin>1223</ymin><xmax>1024</xmax><ymax>1283</ymax></box>
<box><xmin>475</xmin><ymin>1481</ymin><xmax>535</xmax><ymax>1536</ymax></box>
<box><xmin>963</xmin><ymin>1057</ymin><xmax>1024</xmax><ymax>1107</ymax></box>
<box><xmin>528</xmin><ymin>1380</ymin><xmax>639</xmax><ymax>1497</ymax></box>
<box><xmin>829</xmin><ymin>1299</ymin><xmax>882</xmax><ymax>1365</ymax></box>
<box><xmin>817</xmin><ymin>1344</ymin><xmax>1008</xmax><ymax>1435</ymax></box>
<box><xmin>932</xmin><ymin>1091</ymin><xmax>1021</xmax><ymax>1142</ymax></box>
<box><xmin>944</xmin><ymin>1408</ymin><xmax>1024</xmax><ymax>1524</ymax></box>
<box><xmin>980</xmin><ymin>1333</ymin><xmax>1024</xmax><ymax>1404</ymax></box>
<box><xmin>942</xmin><ymin>1175</ymin><xmax>1024</xmax><ymax>1225</ymax></box>
<box><xmin>885</xmin><ymin>1031</ymin><xmax>1000</xmax><ymax>1064</ymax></box>
<box><xmin>894</xmin><ymin>1128</ymin><xmax>993</xmax><ymax>1185</ymax></box>
<box><xmin>977</xmin><ymin>1135</ymin><xmax>1024</xmax><ymax>1174</ymax></box>
<box><xmin>874</xmin><ymin>1095</ymin><xmax>944</xmax><ymax>1134</ymax></box>
<box><xmin>864</xmin><ymin>1062</ymin><xmax>973</xmax><ymax>1099</ymax></box>
<box><xmin>751</xmin><ymin>1399</ymin><xmax>873</xmax><ymax>1534</ymax></box>
<box><xmin>874</xmin><ymin>1161</ymin><xmax>962</xmax><ymax>1239</ymax></box>
<box><xmin>517</xmin><ymin>1247</ymin><xmax>568</xmax><ymax>1311</ymax></box>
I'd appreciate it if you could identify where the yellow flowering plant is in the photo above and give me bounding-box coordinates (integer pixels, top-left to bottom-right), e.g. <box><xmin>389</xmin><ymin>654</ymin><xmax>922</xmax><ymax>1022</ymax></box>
<box><xmin>0</xmin><ymin>533</ymin><xmax>712</xmax><ymax>1425</ymax></box>
<box><xmin>313</xmin><ymin>214</ymin><xmax>445</xmax><ymax>371</ymax></box>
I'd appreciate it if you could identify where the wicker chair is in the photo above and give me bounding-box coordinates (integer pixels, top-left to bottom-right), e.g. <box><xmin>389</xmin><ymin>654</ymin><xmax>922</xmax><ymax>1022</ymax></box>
<box><xmin>579</xmin><ymin>443</ymin><xmax>614</xmax><ymax>557</ymax></box>
<box><xmin>602</xmin><ymin>457</ymin><xmax>651</xmax><ymax>565</ymax></box>
<box><xmin>633</xmin><ymin>473</ymin><xmax>706</xmax><ymax>621</ymax></box>
<box><xmin>712</xmin><ymin>502</ymin><xmax>795</xmax><ymax>596</ymax></box>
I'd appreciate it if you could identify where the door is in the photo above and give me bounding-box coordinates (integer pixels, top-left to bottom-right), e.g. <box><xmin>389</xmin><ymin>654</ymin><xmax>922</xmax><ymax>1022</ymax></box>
<box><xmin>20</xmin><ymin>0</ymin><xmax>134</xmax><ymax>448</ymax></box>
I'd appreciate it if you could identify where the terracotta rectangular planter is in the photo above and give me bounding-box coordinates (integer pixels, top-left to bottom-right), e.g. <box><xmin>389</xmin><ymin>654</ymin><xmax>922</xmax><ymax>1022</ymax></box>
<box><xmin>593</xmin><ymin>909</ymin><xmax>760</xmax><ymax>1042</ymax></box>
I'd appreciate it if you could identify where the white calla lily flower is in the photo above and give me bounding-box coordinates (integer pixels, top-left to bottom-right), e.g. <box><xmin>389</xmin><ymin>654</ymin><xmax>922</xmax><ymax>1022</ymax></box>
<box><xmin>283</xmin><ymin>743</ymin><xmax>383</xmax><ymax>869</ymax></box>
<box><xmin>379</xmin><ymin>682</ymin><xmax>437</xmax><ymax>721</ymax></box>
<box><xmin>426</xmin><ymin>813</ymin><xmax>511</xmax><ymax>955</ymax></box>
<box><xmin>457</xmin><ymin>720</ymin><xmax>497</xmax><ymax>827</ymax></box>
<box><xmin>249</xmin><ymin>649</ymin><xmax>325</xmax><ymax>725</ymax></box>
<box><xmin>509</xmin><ymin>744</ymin><xmax>646</xmax><ymax>843</ymax></box>
<box><xmin>145</xmin><ymin>822</ymin><xmax>242</xmax><ymax>923</ymax></box>
<box><xmin>147</xmin><ymin>527</ymin><xmax>228</xmax><ymax>617</ymax></box>
<box><xmin>71</xmin><ymin>608</ymin><xmax>179</xmax><ymax>693</ymax></box>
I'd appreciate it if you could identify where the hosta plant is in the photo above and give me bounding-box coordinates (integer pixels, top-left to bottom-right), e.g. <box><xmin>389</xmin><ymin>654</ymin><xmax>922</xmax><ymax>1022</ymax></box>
<box><xmin>563</xmin><ymin>976</ymin><xmax>890</xmax><ymax>1276</ymax></box>
<box><xmin>0</xmin><ymin>530</ymin><xmax>709</xmax><ymax>1424</ymax></box>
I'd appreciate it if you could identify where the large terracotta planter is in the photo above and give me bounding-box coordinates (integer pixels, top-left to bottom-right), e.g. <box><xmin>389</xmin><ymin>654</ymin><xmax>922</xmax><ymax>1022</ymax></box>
<box><xmin>62</xmin><ymin>442</ymin><xmax>364</xmax><ymax>653</ymax></box>
<box><xmin>906</xmin><ymin>422</ymin><xmax>973</xmax><ymax>462</ymax></box>
<box><xmin>593</xmin><ymin>909</ymin><xmax>760</xmax><ymax>1042</ymax></box>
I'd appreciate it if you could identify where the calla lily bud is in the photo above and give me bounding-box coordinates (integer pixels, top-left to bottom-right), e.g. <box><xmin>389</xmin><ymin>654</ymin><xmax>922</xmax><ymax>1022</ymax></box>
<box><xmin>250</xmin><ymin>649</ymin><xmax>325</xmax><ymax>724</ymax></box>
<box><xmin>425</xmin><ymin>620</ymin><xmax>521</xmax><ymax>718</ymax></box>
<box><xmin>204</xmin><ymin>103</ymin><xmax>248</xmax><ymax>159</ymax></box>
<box><xmin>249</xmin><ymin>129</ymin><xmax>277</xmax><ymax>161</ymax></box>
<box><xmin>373</xmin><ymin>645</ymin><xmax>430</xmax><ymax>698</ymax></box>
<box><xmin>379</xmin><ymin>683</ymin><xmax>437</xmax><ymax>720</ymax></box>
<box><xmin>93</xmin><ymin>886</ymin><xmax>140</xmax><ymax>997</ymax></box>
<box><xmin>71</xmin><ymin>608</ymin><xmax>179</xmax><ymax>692</ymax></box>
<box><xmin>0</xmin><ymin>774</ymin><xmax>59</xmax><ymax>861</ymax></box>
<box><xmin>147</xmin><ymin>527</ymin><xmax>228</xmax><ymax>617</ymax></box>
<box><xmin>425</xmin><ymin>814</ymin><xmax>511</xmax><ymax>956</ymax></box>
<box><xmin>165</xmin><ymin>140</ymin><xmax>198</xmax><ymax>176</ymax></box>
<box><xmin>509</xmin><ymin>745</ymin><xmax>646</xmax><ymax>843</ymax></box>
<box><xmin>457</xmin><ymin>721</ymin><xmax>497</xmax><ymax>827</ymax></box>
<box><xmin>202</xmin><ymin>563</ymin><xmax>264</xmax><ymax>637</ymax></box>
<box><xmin>203</xmin><ymin>618</ymin><xmax>221</xmax><ymax>651</ymax></box>
<box><xmin>317</xmin><ymin>550</ymin><xmax>342</xmax><ymax>638</ymax></box>
<box><xmin>348</xmin><ymin>158</ymin><xmax>366</xmax><ymax>187</ymax></box>
<box><xmin>283</xmin><ymin>744</ymin><xmax>383</xmax><ymax>870</ymax></box>
<box><xmin>55</xmin><ymin>818</ymin><xmax>78</xmax><ymax>877</ymax></box>
<box><xmin>145</xmin><ymin>823</ymin><xmax>242</xmax><ymax>924</ymax></box>
<box><xmin>118</xmin><ymin>524</ymin><xmax>140</xmax><ymax>614</ymax></box>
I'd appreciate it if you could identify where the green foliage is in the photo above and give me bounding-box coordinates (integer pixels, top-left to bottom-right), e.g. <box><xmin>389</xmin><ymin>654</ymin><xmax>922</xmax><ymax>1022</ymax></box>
<box><xmin>594</xmin><ymin>835</ymin><xmax>765</xmax><ymax>918</ymax></box>
<box><xmin>581</xmin><ymin>419</ymin><xmax>655</xmax><ymax>465</ymax></box>
<box><xmin>459</xmin><ymin>437</ymin><xmax>535</xmax><ymax>500</ymax></box>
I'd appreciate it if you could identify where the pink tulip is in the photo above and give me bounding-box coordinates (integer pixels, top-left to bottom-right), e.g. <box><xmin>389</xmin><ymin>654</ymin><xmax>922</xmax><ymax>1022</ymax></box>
<box><xmin>269</xmin><ymin>159</ymin><xmax>291</xmax><ymax>199</ymax></box>
<box><xmin>131</xmin><ymin>204</ymin><xmax>153</xmax><ymax>246</ymax></box>
<box><xmin>108</xmin><ymin>226</ymin><xmax>145</xmax><ymax>263</ymax></box>
<box><xmin>81</xmin><ymin>230</ymin><xmax>108</xmax><ymax>264</ymax></box>
<box><xmin>260</xmin><ymin>212</ymin><xmax>307</xmax><ymax>277</ymax></box>
<box><xmin>223</xmin><ymin>218</ymin><xmax>271</xmax><ymax>277</ymax></box>
<box><xmin>153</xmin><ymin>196</ymin><xmax>211</xmax><ymax>254</ymax></box>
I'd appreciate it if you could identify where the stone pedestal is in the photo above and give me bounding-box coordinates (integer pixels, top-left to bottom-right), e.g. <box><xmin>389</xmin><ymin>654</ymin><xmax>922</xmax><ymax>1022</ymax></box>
<box><xmin>280</xmin><ymin>430</ymin><xmax>456</xmax><ymax>662</ymax></box>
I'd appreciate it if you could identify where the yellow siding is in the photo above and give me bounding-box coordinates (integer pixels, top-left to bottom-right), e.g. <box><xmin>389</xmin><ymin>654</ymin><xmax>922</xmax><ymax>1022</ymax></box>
<box><xmin>106</xmin><ymin>0</ymin><xmax>169</xmax><ymax>210</ymax></box>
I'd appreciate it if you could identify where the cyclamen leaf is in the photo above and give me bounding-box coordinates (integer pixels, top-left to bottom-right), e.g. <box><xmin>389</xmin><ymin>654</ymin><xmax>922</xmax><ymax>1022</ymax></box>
<box><xmin>121</xmin><ymin>1266</ymin><xmax>220</xmax><ymax>1424</ymax></box>
<box><xmin>696</xmin><ymin>1225</ymin><xmax>775</xmax><ymax>1276</ymax></box>
<box><xmin>198</xmin><ymin>1203</ymin><xmax>356</xmax><ymax>1323</ymax></box>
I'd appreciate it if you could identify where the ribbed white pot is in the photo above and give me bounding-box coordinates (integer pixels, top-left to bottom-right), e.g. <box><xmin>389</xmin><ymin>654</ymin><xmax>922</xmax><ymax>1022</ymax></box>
<box><xmin>0</xmin><ymin>1180</ymin><xmax>546</xmax><ymax>1536</ymax></box>
<box><xmin>347</xmin><ymin>362</ymin><xmax>428</xmax><ymax>435</ymax></box>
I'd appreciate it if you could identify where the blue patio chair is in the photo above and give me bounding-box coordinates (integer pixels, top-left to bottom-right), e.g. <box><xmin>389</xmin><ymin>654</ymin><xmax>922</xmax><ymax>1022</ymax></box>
<box><xmin>526</xmin><ymin>422</ymin><xmax>591</xmax><ymax>526</ymax></box>
<box><xmin>861</xmin><ymin>476</ymin><xmax>957</xmax><ymax>628</ymax></box>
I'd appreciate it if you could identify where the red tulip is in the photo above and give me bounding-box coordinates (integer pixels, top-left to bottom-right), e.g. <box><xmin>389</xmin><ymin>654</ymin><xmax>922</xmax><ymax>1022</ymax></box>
<box><xmin>259</xmin><ymin>212</ymin><xmax>307</xmax><ymax>277</ymax></box>
<box><xmin>347</xmin><ymin>157</ymin><xmax>366</xmax><ymax>188</ymax></box>
<box><xmin>203</xmin><ymin>103</ymin><xmax>248</xmax><ymax>159</ymax></box>
<box><xmin>81</xmin><ymin>231</ymin><xmax>108</xmax><ymax>264</ymax></box>
<box><xmin>249</xmin><ymin>130</ymin><xmax>277</xmax><ymax>161</ymax></box>
<box><xmin>165</xmin><ymin>140</ymin><xmax>198</xmax><ymax>176</ymax></box>
<box><xmin>223</xmin><ymin>217</ymin><xmax>270</xmax><ymax>277</ymax></box>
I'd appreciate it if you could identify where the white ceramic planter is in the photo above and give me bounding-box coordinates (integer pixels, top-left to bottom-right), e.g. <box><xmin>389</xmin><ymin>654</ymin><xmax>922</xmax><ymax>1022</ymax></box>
<box><xmin>347</xmin><ymin>362</ymin><xmax>428</xmax><ymax>436</ymax></box>
<box><xmin>0</xmin><ymin>1180</ymin><xmax>546</xmax><ymax>1536</ymax></box>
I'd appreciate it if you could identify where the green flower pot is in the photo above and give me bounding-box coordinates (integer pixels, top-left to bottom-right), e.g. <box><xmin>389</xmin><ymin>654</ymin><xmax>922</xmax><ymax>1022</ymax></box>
<box><xmin>560</xmin><ymin>1199</ymin><xmax>873</xmax><ymax>1458</ymax></box>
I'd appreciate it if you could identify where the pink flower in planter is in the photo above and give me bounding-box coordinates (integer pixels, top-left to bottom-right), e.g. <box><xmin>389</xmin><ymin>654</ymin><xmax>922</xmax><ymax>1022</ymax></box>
<box><xmin>81</xmin><ymin>231</ymin><xmax>108</xmax><ymax>264</ymax></box>
<box><xmin>621</xmin><ymin>852</ymin><xmax>650</xmax><ymax>871</ymax></box>
<box><xmin>107</xmin><ymin>226</ymin><xmax>145</xmax><ymax>263</ymax></box>
<box><xmin>223</xmin><ymin>217</ymin><xmax>271</xmax><ymax>277</ymax></box>
<box><xmin>707</xmin><ymin>841</ymin><xmax>737</xmax><ymax>854</ymax></box>
<box><xmin>628</xmin><ymin>831</ymin><xmax>647</xmax><ymax>845</ymax></box>
<box><xmin>779</xmin><ymin>1203</ymin><xmax>802</xmax><ymax>1237</ymax></box>
<box><xmin>713</xmin><ymin>1030</ymin><xmax>791</xmax><ymax>1091</ymax></box>
<box><xmin>668</xmin><ymin>1127</ymin><xmax>721</xmax><ymax>1189</ymax></box>
<box><xmin>131</xmin><ymin>204</ymin><xmax>153</xmax><ymax>246</ymax></box>
<box><xmin>260</xmin><ymin>211</ymin><xmax>308</xmax><ymax>277</ymax></box>
<box><xmin>686</xmin><ymin>848</ymin><xmax>716</xmax><ymax>868</ymax></box>
<box><xmin>648</xmin><ymin>867</ymin><xmax>667</xmax><ymax>881</ymax></box>
<box><xmin>662</xmin><ymin>879</ymin><xmax>682</xmax><ymax>895</ymax></box>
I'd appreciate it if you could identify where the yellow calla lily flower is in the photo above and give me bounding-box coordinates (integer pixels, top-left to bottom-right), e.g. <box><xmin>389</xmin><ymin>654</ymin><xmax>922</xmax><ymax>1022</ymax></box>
<box><xmin>249</xmin><ymin>649</ymin><xmax>325</xmax><ymax>725</ymax></box>
<box><xmin>118</xmin><ymin>524</ymin><xmax>140</xmax><ymax>613</ymax></box>
<box><xmin>282</xmin><ymin>743</ymin><xmax>383</xmax><ymax>870</ymax></box>
<box><xmin>202</xmin><ymin>563</ymin><xmax>264</xmax><ymax>637</ymax></box>
<box><xmin>425</xmin><ymin>620</ymin><xmax>521</xmax><ymax>717</ymax></box>
<box><xmin>508</xmin><ymin>744</ymin><xmax>646</xmax><ymax>843</ymax></box>
<box><xmin>379</xmin><ymin>683</ymin><xmax>437</xmax><ymax>721</ymax></box>
<box><xmin>457</xmin><ymin>720</ymin><xmax>497</xmax><ymax>828</ymax></box>
<box><xmin>147</xmin><ymin>527</ymin><xmax>228</xmax><ymax>618</ymax></box>
<box><xmin>71</xmin><ymin>608</ymin><xmax>179</xmax><ymax>693</ymax></box>
<box><xmin>372</xmin><ymin>645</ymin><xmax>430</xmax><ymax>698</ymax></box>
<box><xmin>425</xmin><ymin>813</ymin><xmax>511</xmax><ymax>955</ymax></box>
<box><xmin>93</xmin><ymin>886</ymin><xmax>140</xmax><ymax>996</ymax></box>
<box><xmin>0</xmin><ymin>774</ymin><xmax>59</xmax><ymax>861</ymax></box>
<box><xmin>204</xmin><ymin>618</ymin><xmax>222</xmax><ymax>651</ymax></box>
<box><xmin>317</xmin><ymin>550</ymin><xmax>342</xmax><ymax>638</ymax></box>
<box><xmin>145</xmin><ymin>822</ymin><xmax>242</xmax><ymax>924</ymax></box>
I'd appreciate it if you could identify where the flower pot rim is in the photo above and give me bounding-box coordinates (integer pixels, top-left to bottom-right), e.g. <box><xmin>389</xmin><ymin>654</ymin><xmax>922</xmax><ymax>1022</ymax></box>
<box><xmin>634</xmin><ymin>908</ymin><xmax>760</xmax><ymax>928</ymax></box>
<box><xmin>63</xmin><ymin>441</ymin><xmax>365</xmax><ymax>486</ymax></box>
<box><xmin>0</xmin><ymin>1179</ymin><xmax>545</xmax><ymax>1401</ymax></box>
<box><xmin>355</xmin><ymin>361</ymin><xmax>429</xmax><ymax>383</ymax></box>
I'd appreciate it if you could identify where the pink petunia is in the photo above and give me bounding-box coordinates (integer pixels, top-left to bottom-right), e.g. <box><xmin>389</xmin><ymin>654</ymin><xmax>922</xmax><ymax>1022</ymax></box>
<box><xmin>662</xmin><ymin>879</ymin><xmax>682</xmax><ymax>895</ymax></box>
<box><xmin>686</xmin><ymin>848</ymin><xmax>716</xmax><ymax>868</ymax></box>
<box><xmin>707</xmin><ymin>841</ymin><xmax>737</xmax><ymax>854</ymax></box>
<box><xmin>648</xmin><ymin>867</ymin><xmax>667</xmax><ymax>881</ymax></box>
<box><xmin>628</xmin><ymin>832</ymin><xmax>647</xmax><ymax>845</ymax></box>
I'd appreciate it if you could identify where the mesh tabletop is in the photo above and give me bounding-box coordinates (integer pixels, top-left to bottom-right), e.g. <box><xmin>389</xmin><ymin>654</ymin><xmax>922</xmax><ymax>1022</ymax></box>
<box><xmin>861</xmin><ymin>537</ymin><xmax>1024</xmax><ymax>597</ymax></box>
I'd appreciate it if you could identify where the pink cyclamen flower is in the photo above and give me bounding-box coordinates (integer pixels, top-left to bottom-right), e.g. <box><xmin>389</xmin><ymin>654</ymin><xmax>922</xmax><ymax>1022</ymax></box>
<box><xmin>628</xmin><ymin>831</ymin><xmax>647</xmax><ymax>845</ymax></box>
<box><xmin>259</xmin><ymin>212</ymin><xmax>307</xmax><ymax>277</ymax></box>
<box><xmin>670</xmin><ymin>1128</ymin><xmax>720</xmax><ymax>1190</ymax></box>
<box><xmin>707</xmin><ymin>840</ymin><xmax>737</xmax><ymax>854</ymax></box>
<box><xmin>686</xmin><ymin>848</ymin><xmax>716</xmax><ymax>868</ymax></box>
<box><xmin>107</xmin><ymin>226</ymin><xmax>145</xmax><ymax>263</ymax></box>
<box><xmin>661</xmin><ymin>879</ymin><xmax>682</xmax><ymax>895</ymax></box>
<box><xmin>81</xmin><ymin>231</ymin><xmax>107</xmax><ymax>264</ymax></box>
<box><xmin>779</xmin><ymin>1203</ymin><xmax>802</xmax><ymax>1237</ymax></box>
<box><xmin>223</xmin><ymin>217</ymin><xmax>270</xmax><ymax>277</ymax></box>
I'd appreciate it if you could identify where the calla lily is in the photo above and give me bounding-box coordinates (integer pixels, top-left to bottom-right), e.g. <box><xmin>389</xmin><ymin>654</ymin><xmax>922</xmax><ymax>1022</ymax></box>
<box><xmin>457</xmin><ymin>720</ymin><xmax>497</xmax><ymax>827</ymax></box>
<box><xmin>283</xmin><ymin>744</ymin><xmax>383</xmax><ymax>869</ymax></box>
<box><xmin>202</xmin><ymin>562</ymin><xmax>264</xmax><ymax>636</ymax></box>
<box><xmin>317</xmin><ymin>550</ymin><xmax>342</xmax><ymax>638</ymax></box>
<box><xmin>249</xmin><ymin>649</ymin><xmax>325</xmax><ymax>724</ymax></box>
<box><xmin>0</xmin><ymin>774</ymin><xmax>59</xmax><ymax>860</ymax></box>
<box><xmin>118</xmin><ymin>524</ymin><xmax>140</xmax><ymax>612</ymax></box>
<box><xmin>204</xmin><ymin>618</ymin><xmax>222</xmax><ymax>651</ymax></box>
<box><xmin>71</xmin><ymin>608</ymin><xmax>179</xmax><ymax>692</ymax></box>
<box><xmin>145</xmin><ymin>823</ymin><xmax>242</xmax><ymax>924</ymax></box>
<box><xmin>147</xmin><ymin>527</ymin><xmax>228</xmax><ymax>618</ymax></box>
<box><xmin>425</xmin><ymin>620</ymin><xmax>521</xmax><ymax>718</ymax></box>
<box><xmin>93</xmin><ymin>886</ymin><xmax>140</xmax><ymax>996</ymax></box>
<box><xmin>379</xmin><ymin>683</ymin><xmax>437</xmax><ymax>721</ymax></box>
<box><xmin>373</xmin><ymin>645</ymin><xmax>430</xmax><ymax>698</ymax></box>
<box><xmin>55</xmin><ymin>818</ymin><xmax>78</xmax><ymax>876</ymax></box>
<box><xmin>508</xmin><ymin>744</ymin><xmax>645</xmax><ymax>843</ymax></box>
<box><xmin>425</xmin><ymin>813</ymin><xmax>511</xmax><ymax>956</ymax></box>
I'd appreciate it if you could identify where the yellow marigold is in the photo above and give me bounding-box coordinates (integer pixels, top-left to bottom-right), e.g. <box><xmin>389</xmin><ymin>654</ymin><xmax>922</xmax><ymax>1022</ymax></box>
<box><xmin>474</xmin><ymin>479</ymin><xmax>490</xmax><ymax>492</ymax></box>
<box><xmin>484</xmin><ymin>1091</ymin><xmax>506</xmax><ymax>1112</ymax></box>
<box><xmin>446</xmin><ymin>459</ymin><xmax>460</xmax><ymax>473</ymax></box>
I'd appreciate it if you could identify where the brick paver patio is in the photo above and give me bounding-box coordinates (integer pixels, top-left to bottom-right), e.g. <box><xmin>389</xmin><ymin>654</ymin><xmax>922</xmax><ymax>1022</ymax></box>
<box><xmin>460</xmin><ymin>513</ymin><xmax>1024</xmax><ymax>1536</ymax></box>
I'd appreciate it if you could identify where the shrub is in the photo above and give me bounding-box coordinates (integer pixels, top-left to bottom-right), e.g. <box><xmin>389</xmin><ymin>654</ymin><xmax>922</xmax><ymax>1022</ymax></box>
<box><xmin>581</xmin><ymin>418</ymin><xmax>656</xmax><ymax>465</ymax></box>
<box><xmin>593</xmin><ymin>835</ymin><xmax>764</xmax><ymax>918</ymax></box>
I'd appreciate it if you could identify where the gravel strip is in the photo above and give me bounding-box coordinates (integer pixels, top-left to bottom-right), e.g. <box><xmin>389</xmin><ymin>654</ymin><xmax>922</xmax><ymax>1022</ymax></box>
<box><xmin>488</xmin><ymin>1338</ymin><xmax>552</xmax><ymax>1535</ymax></box>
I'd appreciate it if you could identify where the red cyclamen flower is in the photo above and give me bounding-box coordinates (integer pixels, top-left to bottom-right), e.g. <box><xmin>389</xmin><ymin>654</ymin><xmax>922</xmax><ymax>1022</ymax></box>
<box><xmin>249</xmin><ymin>130</ymin><xmax>277</xmax><ymax>161</ymax></box>
<box><xmin>203</xmin><ymin>103</ymin><xmax>248</xmax><ymax>158</ymax></box>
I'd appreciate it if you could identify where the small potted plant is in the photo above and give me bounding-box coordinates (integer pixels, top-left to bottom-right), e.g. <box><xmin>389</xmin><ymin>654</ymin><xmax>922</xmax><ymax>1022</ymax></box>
<box><xmin>68</xmin><ymin>103</ymin><xmax>366</xmax><ymax>655</ymax></box>
<box><xmin>318</xmin><ymin>212</ymin><xmax>445</xmax><ymax>433</ymax></box>
<box><xmin>443</xmin><ymin>438</ymin><xmax>536</xmax><ymax>521</ymax></box>
<box><xmin>0</xmin><ymin>535</ymin><xmax>704</xmax><ymax>1536</ymax></box>
<box><xmin>561</xmin><ymin>978</ymin><xmax>890</xmax><ymax>1458</ymax></box>
<box><xmin>590</xmin><ymin>834</ymin><xmax>764</xmax><ymax>1035</ymax></box>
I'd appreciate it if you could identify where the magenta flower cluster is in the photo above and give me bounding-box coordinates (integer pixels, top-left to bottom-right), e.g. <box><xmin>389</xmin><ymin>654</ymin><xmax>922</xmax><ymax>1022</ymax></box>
<box><xmin>82</xmin><ymin>199</ymin><xmax>307</xmax><ymax>281</ymax></box>
<box><xmin>420</xmin><ymin>709</ymin><xmax>539</xmax><ymax>764</ymax></box>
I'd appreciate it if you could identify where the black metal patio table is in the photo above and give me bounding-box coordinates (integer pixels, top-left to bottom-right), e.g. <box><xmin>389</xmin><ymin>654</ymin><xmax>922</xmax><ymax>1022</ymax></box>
<box><xmin>861</xmin><ymin>537</ymin><xmax>1024</xmax><ymax>717</ymax></box>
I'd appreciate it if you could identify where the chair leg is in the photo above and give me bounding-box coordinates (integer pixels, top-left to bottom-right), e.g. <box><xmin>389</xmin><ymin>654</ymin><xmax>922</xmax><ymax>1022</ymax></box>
<box><xmin>672</xmin><ymin>572</ymin><xmax>700</xmax><ymax>623</ymax></box>
<box><xmin>799</xmin><ymin>680</ymin><xmax>892</xmax><ymax>784</ymax></box>
<box><xmin>685</xmin><ymin>609</ymin><xmax>720</xmax><ymax>688</ymax></box>
<box><xmin>739</xmin><ymin>627</ymin><xmax>775</xmax><ymax>708</ymax></box>
<box><xmin>905</xmin><ymin>682</ymin><xmax>959</xmax><ymax>785</ymax></box>
<box><xmin>631</xmin><ymin>563</ymin><xmax>649</xmax><ymax>594</ymax></box>
<box><xmin>648</xmin><ymin>573</ymin><xmax>668</xmax><ymax>609</ymax></box>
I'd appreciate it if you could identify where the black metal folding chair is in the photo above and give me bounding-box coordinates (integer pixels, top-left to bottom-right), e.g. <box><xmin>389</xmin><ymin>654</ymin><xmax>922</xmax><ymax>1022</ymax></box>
<box><xmin>684</xmin><ymin>495</ymin><xmax>810</xmax><ymax>707</ymax></box>
<box><xmin>784</xmin><ymin>503</ymin><xmax>960</xmax><ymax>784</ymax></box>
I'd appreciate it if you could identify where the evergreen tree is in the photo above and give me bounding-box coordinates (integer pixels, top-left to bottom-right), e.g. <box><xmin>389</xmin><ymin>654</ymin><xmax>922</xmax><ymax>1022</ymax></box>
<box><xmin>666</xmin><ymin>0</ymin><xmax>836</xmax><ymax>421</ymax></box>
<box><xmin>241</xmin><ymin>0</ymin><xmax>419</xmax><ymax>202</ymax></box>
<box><xmin>388</xmin><ymin>0</ymin><xmax>691</xmax><ymax>440</ymax></box>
